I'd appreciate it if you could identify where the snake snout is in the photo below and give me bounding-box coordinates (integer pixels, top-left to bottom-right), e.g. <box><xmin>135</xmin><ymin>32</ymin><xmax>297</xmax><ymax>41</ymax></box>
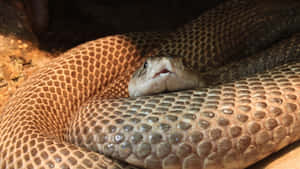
<box><xmin>153</xmin><ymin>68</ymin><xmax>173</xmax><ymax>79</ymax></box>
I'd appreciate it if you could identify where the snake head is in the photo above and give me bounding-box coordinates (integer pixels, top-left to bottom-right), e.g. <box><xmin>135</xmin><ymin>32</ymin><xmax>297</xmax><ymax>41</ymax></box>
<box><xmin>128</xmin><ymin>55</ymin><xmax>206</xmax><ymax>97</ymax></box>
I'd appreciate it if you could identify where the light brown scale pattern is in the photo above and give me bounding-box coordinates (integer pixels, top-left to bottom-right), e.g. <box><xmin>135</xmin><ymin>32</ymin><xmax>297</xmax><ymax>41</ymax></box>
<box><xmin>154</xmin><ymin>0</ymin><xmax>300</xmax><ymax>71</ymax></box>
<box><xmin>0</xmin><ymin>33</ymin><xmax>163</xmax><ymax>169</ymax></box>
<box><xmin>69</xmin><ymin>62</ymin><xmax>300</xmax><ymax>169</ymax></box>
<box><xmin>1</xmin><ymin>0</ymin><xmax>300</xmax><ymax>169</ymax></box>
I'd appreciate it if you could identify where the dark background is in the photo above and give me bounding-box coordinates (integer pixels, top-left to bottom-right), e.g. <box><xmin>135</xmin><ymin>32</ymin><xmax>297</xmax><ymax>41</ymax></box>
<box><xmin>40</xmin><ymin>0</ymin><xmax>224</xmax><ymax>51</ymax></box>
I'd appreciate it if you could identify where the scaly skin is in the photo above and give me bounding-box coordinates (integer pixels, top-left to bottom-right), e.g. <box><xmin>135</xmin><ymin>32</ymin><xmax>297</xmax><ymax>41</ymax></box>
<box><xmin>0</xmin><ymin>33</ymin><xmax>163</xmax><ymax>169</ymax></box>
<box><xmin>129</xmin><ymin>33</ymin><xmax>300</xmax><ymax>97</ymax></box>
<box><xmin>70</xmin><ymin>60</ymin><xmax>300</xmax><ymax>169</ymax></box>
<box><xmin>152</xmin><ymin>0</ymin><xmax>300</xmax><ymax>71</ymax></box>
<box><xmin>1</xmin><ymin>0</ymin><xmax>300</xmax><ymax>169</ymax></box>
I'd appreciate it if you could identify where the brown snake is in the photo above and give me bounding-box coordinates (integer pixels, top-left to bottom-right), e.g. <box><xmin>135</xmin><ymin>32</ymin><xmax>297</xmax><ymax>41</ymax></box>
<box><xmin>1</xmin><ymin>0</ymin><xmax>300</xmax><ymax>169</ymax></box>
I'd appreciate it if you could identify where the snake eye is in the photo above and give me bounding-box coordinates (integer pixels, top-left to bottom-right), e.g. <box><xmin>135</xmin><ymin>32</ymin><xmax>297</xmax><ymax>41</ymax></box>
<box><xmin>143</xmin><ymin>61</ymin><xmax>148</xmax><ymax>69</ymax></box>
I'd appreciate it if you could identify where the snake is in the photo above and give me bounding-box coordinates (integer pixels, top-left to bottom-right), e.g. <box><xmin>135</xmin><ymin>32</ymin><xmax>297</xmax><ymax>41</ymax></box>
<box><xmin>1</xmin><ymin>0</ymin><xmax>300</xmax><ymax>169</ymax></box>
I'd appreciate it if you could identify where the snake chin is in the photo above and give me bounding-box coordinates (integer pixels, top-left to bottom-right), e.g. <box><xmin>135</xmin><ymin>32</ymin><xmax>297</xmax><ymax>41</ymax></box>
<box><xmin>128</xmin><ymin>57</ymin><xmax>206</xmax><ymax>97</ymax></box>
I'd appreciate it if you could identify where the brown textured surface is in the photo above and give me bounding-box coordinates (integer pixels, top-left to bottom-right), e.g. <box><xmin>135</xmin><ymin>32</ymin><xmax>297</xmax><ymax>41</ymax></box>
<box><xmin>0</xmin><ymin>0</ymin><xmax>300</xmax><ymax>169</ymax></box>
<box><xmin>0</xmin><ymin>33</ymin><xmax>162</xmax><ymax>169</ymax></box>
<box><xmin>154</xmin><ymin>0</ymin><xmax>300</xmax><ymax>72</ymax></box>
<box><xmin>70</xmin><ymin>61</ymin><xmax>300</xmax><ymax>169</ymax></box>
<box><xmin>203</xmin><ymin>33</ymin><xmax>300</xmax><ymax>86</ymax></box>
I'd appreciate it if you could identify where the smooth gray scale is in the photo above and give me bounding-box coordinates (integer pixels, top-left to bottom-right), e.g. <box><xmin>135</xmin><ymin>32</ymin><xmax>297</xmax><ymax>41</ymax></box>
<box><xmin>165</xmin><ymin>115</ymin><xmax>178</xmax><ymax>121</ymax></box>
<box><xmin>179</xmin><ymin>96</ymin><xmax>192</xmax><ymax>100</ymax></box>
<box><xmin>201</xmin><ymin>111</ymin><xmax>215</xmax><ymax>118</ymax></box>
<box><xmin>173</xmin><ymin>106</ymin><xmax>185</xmax><ymax>109</ymax></box>
<box><xmin>168</xmin><ymin>132</ymin><xmax>183</xmax><ymax>144</ymax></box>
<box><xmin>189</xmin><ymin>107</ymin><xmax>201</xmax><ymax>112</ymax></box>
<box><xmin>123</xmin><ymin>124</ymin><xmax>134</xmax><ymax>132</ymax></box>
<box><xmin>130</xmin><ymin>132</ymin><xmax>143</xmax><ymax>144</ymax></box>
<box><xmin>156</xmin><ymin>143</ymin><xmax>171</xmax><ymax>158</ymax></box>
<box><xmin>163</xmin><ymin>155</ymin><xmax>180</xmax><ymax>169</ymax></box>
<box><xmin>130</xmin><ymin>105</ymin><xmax>141</xmax><ymax>110</ymax></box>
<box><xmin>114</xmin><ymin>133</ymin><xmax>125</xmax><ymax>144</ymax></box>
<box><xmin>119</xmin><ymin>141</ymin><xmax>132</xmax><ymax>159</ymax></box>
<box><xmin>144</xmin><ymin>104</ymin><xmax>156</xmax><ymax>108</ymax></box>
<box><xmin>184</xmin><ymin>154</ymin><xmax>203</xmax><ymax>169</ymax></box>
<box><xmin>168</xmin><ymin>110</ymin><xmax>183</xmax><ymax>115</ymax></box>
<box><xmin>149</xmin><ymin>99</ymin><xmax>160</xmax><ymax>104</ymax></box>
<box><xmin>97</xmin><ymin>133</ymin><xmax>108</xmax><ymax>144</ymax></box>
<box><xmin>189</xmin><ymin>131</ymin><xmax>203</xmax><ymax>143</ymax></box>
<box><xmin>149</xmin><ymin>133</ymin><xmax>162</xmax><ymax>144</ymax></box>
<box><xmin>156</xmin><ymin>107</ymin><xmax>169</xmax><ymax>112</ymax></box>
<box><xmin>164</xmin><ymin>97</ymin><xmax>175</xmax><ymax>102</ymax></box>
<box><xmin>115</xmin><ymin>119</ymin><xmax>124</xmax><ymax>124</ymax></box>
<box><xmin>145</xmin><ymin>155</ymin><xmax>162</xmax><ymax>169</ymax></box>
<box><xmin>122</xmin><ymin>114</ymin><xmax>132</xmax><ymax>118</ymax></box>
<box><xmin>176</xmin><ymin>144</ymin><xmax>192</xmax><ymax>158</ymax></box>
<box><xmin>178</xmin><ymin>121</ymin><xmax>192</xmax><ymax>130</ymax></box>
<box><xmin>140</xmin><ymin>109</ymin><xmax>152</xmax><ymax>114</ymax></box>
<box><xmin>159</xmin><ymin>103</ymin><xmax>172</xmax><ymax>107</ymax></box>
<box><xmin>147</xmin><ymin>116</ymin><xmax>159</xmax><ymax>123</ymax></box>
<box><xmin>100</xmin><ymin>119</ymin><xmax>110</xmax><ymax>124</ymax></box>
<box><xmin>130</xmin><ymin>118</ymin><xmax>141</xmax><ymax>124</ymax></box>
<box><xmin>199</xmin><ymin>119</ymin><xmax>210</xmax><ymax>129</ymax></box>
<box><xmin>197</xmin><ymin>141</ymin><xmax>212</xmax><ymax>157</ymax></box>
<box><xmin>206</xmin><ymin>101</ymin><xmax>219</xmax><ymax>105</ymax></box>
<box><xmin>119</xmin><ymin>106</ymin><xmax>128</xmax><ymax>111</ymax></box>
<box><xmin>107</xmin><ymin>125</ymin><xmax>117</xmax><ymax>133</ymax></box>
<box><xmin>183</xmin><ymin>113</ymin><xmax>196</xmax><ymax>120</ymax></box>
<box><xmin>103</xmin><ymin>143</ymin><xmax>115</xmax><ymax>155</ymax></box>
<box><xmin>136</xmin><ymin>142</ymin><xmax>152</xmax><ymax>159</ymax></box>
<box><xmin>159</xmin><ymin>123</ymin><xmax>171</xmax><ymax>132</ymax></box>
<box><xmin>139</xmin><ymin>124</ymin><xmax>152</xmax><ymax>132</ymax></box>
<box><xmin>191</xmin><ymin>98</ymin><xmax>205</xmax><ymax>103</ymax></box>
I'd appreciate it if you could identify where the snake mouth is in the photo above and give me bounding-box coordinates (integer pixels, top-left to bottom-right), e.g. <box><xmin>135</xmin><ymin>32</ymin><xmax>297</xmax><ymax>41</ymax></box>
<box><xmin>153</xmin><ymin>69</ymin><xmax>172</xmax><ymax>79</ymax></box>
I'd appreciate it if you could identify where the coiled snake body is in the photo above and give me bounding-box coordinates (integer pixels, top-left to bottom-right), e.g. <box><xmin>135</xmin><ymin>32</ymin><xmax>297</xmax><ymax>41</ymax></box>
<box><xmin>1</xmin><ymin>0</ymin><xmax>300</xmax><ymax>169</ymax></box>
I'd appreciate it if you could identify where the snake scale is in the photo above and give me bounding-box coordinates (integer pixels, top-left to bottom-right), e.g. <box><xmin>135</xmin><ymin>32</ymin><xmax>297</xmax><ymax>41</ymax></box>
<box><xmin>1</xmin><ymin>0</ymin><xmax>300</xmax><ymax>169</ymax></box>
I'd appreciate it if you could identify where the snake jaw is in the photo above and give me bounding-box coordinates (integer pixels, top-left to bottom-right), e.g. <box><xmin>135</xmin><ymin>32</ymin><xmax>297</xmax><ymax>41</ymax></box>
<box><xmin>152</xmin><ymin>68</ymin><xmax>173</xmax><ymax>79</ymax></box>
<box><xmin>129</xmin><ymin>56</ymin><xmax>205</xmax><ymax>97</ymax></box>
